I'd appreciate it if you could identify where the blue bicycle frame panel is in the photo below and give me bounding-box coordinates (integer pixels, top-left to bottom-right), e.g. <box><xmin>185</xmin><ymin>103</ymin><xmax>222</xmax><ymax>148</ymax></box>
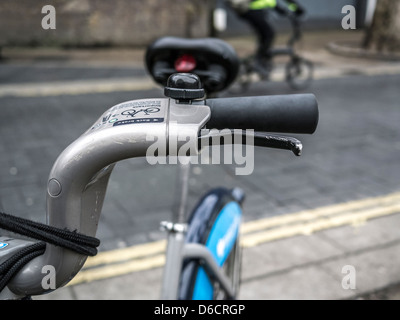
<box><xmin>192</xmin><ymin>201</ymin><xmax>241</xmax><ymax>299</ymax></box>
<box><xmin>178</xmin><ymin>187</ymin><xmax>242</xmax><ymax>300</ymax></box>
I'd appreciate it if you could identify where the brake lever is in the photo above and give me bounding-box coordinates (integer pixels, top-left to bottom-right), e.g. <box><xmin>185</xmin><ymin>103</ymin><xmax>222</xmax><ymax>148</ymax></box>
<box><xmin>198</xmin><ymin>129</ymin><xmax>303</xmax><ymax>156</ymax></box>
<box><xmin>254</xmin><ymin>132</ymin><xmax>303</xmax><ymax>156</ymax></box>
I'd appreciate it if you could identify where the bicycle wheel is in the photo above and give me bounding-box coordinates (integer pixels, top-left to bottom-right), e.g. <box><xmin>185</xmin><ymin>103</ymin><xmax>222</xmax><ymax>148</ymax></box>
<box><xmin>178</xmin><ymin>187</ymin><xmax>244</xmax><ymax>300</ymax></box>
<box><xmin>285</xmin><ymin>56</ymin><xmax>313</xmax><ymax>90</ymax></box>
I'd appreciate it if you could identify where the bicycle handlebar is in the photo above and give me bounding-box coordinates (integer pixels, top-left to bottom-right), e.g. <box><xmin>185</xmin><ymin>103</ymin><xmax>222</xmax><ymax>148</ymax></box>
<box><xmin>205</xmin><ymin>94</ymin><xmax>318</xmax><ymax>134</ymax></box>
<box><xmin>2</xmin><ymin>91</ymin><xmax>318</xmax><ymax>298</ymax></box>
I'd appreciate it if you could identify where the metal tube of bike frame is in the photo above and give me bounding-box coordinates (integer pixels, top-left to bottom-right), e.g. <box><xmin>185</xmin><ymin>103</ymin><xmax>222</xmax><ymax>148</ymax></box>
<box><xmin>172</xmin><ymin>160</ymin><xmax>191</xmax><ymax>224</ymax></box>
<box><xmin>160</xmin><ymin>158</ymin><xmax>191</xmax><ymax>299</ymax></box>
<box><xmin>160</xmin><ymin>230</ymin><xmax>186</xmax><ymax>300</ymax></box>
<box><xmin>183</xmin><ymin>243</ymin><xmax>235</xmax><ymax>300</ymax></box>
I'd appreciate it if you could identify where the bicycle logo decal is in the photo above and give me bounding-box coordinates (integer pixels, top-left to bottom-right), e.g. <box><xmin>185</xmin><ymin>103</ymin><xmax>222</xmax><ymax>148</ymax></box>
<box><xmin>91</xmin><ymin>104</ymin><xmax>164</xmax><ymax>131</ymax></box>
<box><xmin>0</xmin><ymin>242</ymin><xmax>8</xmax><ymax>249</ymax></box>
<box><xmin>121</xmin><ymin>107</ymin><xmax>161</xmax><ymax>118</ymax></box>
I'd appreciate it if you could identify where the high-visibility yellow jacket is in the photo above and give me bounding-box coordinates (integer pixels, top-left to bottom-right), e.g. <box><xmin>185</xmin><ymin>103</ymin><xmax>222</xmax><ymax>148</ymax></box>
<box><xmin>226</xmin><ymin>0</ymin><xmax>300</xmax><ymax>14</ymax></box>
<box><xmin>249</xmin><ymin>0</ymin><xmax>298</xmax><ymax>11</ymax></box>
<box><xmin>249</xmin><ymin>0</ymin><xmax>277</xmax><ymax>10</ymax></box>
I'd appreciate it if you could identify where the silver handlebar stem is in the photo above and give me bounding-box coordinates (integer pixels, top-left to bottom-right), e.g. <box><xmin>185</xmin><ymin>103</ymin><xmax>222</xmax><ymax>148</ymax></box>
<box><xmin>7</xmin><ymin>98</ymin><xmax>210</xmax><ymax>296</ymax></box>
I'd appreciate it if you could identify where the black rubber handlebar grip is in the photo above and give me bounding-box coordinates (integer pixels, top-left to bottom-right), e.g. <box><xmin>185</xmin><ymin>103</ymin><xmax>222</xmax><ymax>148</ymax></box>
<box><xmin>205</xmin><ymin>94</ymin><xmax>319</xmax><ymax>134</ymax></box>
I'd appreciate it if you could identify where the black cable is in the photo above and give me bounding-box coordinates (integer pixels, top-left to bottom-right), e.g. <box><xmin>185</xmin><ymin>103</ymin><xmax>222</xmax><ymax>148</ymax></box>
<box><xmin>0</xmin><ymin>212</ymin><xmax>100</xmax><ymax>256</ymax></box>
<box><xmin>0</xmin><ymin>242</ymin><xmax>46</xmax><ymax>292</ymax></box>
<box><xmin>0</xmin><ymin>211</ymin><xmax>101</xmax><ymax>295</ymax></box>
<box><xmin>1</xmin><ymin>213</ymin><xmax>99</xmax><ymax>247</ymax></box>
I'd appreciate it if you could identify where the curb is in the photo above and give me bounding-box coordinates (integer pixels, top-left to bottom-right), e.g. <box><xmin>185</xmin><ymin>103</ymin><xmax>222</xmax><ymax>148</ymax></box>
<box><xmin>327</xmin><ymin>41</ymin><xmax>400</xmax><ymax>62</ymax></box>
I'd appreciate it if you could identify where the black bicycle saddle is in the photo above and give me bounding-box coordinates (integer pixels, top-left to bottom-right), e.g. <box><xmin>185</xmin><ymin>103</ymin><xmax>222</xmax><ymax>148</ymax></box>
<box><xmin>145</xmin><ymin>36</ymin><xmax>240</xmax><ymax>95</ymax></box>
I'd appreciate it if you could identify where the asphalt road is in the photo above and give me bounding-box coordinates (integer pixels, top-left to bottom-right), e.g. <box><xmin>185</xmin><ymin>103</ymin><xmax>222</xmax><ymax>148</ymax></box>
<box><xmin>0</xmin><ymin>71</ymin><xmax>399</xmax><ymax>255</ymax></box>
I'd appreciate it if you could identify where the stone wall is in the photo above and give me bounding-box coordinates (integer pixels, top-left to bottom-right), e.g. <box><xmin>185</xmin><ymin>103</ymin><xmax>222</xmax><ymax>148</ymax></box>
<box><xmin>0</xmin><ymin>0</ymin><xmax>214</xmax><ymax>47</ymax></box>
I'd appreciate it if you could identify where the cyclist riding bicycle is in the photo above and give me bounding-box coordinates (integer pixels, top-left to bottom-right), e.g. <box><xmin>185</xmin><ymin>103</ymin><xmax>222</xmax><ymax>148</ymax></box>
<box><xmin>225</xmin><ymin>0</ymin><xmax>305</xmax><ymax>78</ymax></box>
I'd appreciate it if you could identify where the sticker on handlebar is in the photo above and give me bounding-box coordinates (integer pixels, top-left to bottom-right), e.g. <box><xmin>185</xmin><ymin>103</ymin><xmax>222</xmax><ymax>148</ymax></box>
<box><xmin>90</xmin><ymin>99</ymin><xmax>168</xmax><ymax>131</ymax></box>
<box><xmin>113</xmin><ymin>118</ymin><xmax>164</xmax><ymax>126</ymax></box>
<box><xmin>0</xmin><ymin>242</ymin><xmax>8</xmax><ymax>249</ymax></box>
